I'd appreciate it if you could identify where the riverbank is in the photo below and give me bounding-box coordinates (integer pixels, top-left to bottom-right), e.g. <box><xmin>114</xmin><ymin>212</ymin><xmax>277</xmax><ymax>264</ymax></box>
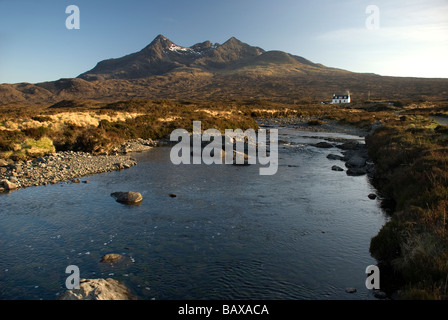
<box><xmin>366</xmin><ymin>116</ymin><xmax>448</xmax><ymax>299</ymax></box>
<box><xmin>0</xmin><ymin>138</ymin><xmax>156</xmax><ymax>192</ymax></box>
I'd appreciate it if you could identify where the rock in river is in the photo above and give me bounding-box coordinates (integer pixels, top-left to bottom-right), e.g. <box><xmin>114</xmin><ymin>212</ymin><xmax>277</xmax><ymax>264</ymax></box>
<box><xmin>101</xmin><ymin>253</ymin><xmax>123</xmax><ymax>263</ymax></box>
<box><xmin>345</xmin><ymin>287</ymin><xmax>357</xmax><ymax>294</ymax></box>
<box><xmin>111</xmin><ymin>191</ymin><xmax>143</xmax><ymax>205</ymax></box>
<box><xmin>327</xmin><ymin>154</ymin><xmax>343</xmax><ymax>160</ymax></box>
<box><xmin>346</xmin><ymin>167</ymin><xmax>367</xmax><ymax>176</ymax></box>
<box><xmin>312</xmin><ymin>141</ymin><xmax>333</xmax><ymax>148</ymax></box>
<box><xmin>345</xmin><ymin>155</ymin><xmax>366</xmax><ymax>168</ymax></box>
<box><xmin>58</xmin><ymin>278</ymin><xmax>136</xmax><ymax>300</ymax></box>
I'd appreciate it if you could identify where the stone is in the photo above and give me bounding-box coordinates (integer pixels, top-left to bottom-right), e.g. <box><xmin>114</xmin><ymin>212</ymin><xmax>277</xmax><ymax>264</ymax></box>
<box><xmin>72</xmin><ymin>178</ymin><xmax>81</xmax><ymax>183</ymax></box>
<box><xmin>58</xmin><ymin>278</ymin><xmax>136</xmax><ymax>300</ymax></box>
<box><xmin>368</xmin><ymin>193</ymin><xmax>377</xmax><ymax>200</ymax></box>
<box><xmin>338</xmin><ymin>142</ymin><xmax>362</xmax><ymax>150</ymax></box>
<box><xmin>101</xmin><ymin>253</ymin><xmax>123</xmax><ymax>263</ymax></box>
<box><xmin>345</xmin><ymin>288</ymin><xmax>357</xmax><ymax>294</ymax></box>
<box><xmin>313</xmin><ymin>141</ymin><xmax>333</xmax><ymax>148</ymax></box>
<box><xmin>1</xmin><ymin>179</ymin><xmax>18</xmax><ymax>190</ymax></box>
<box><xmin>332</xmin><ymin>165</ymin><xmax>344</xmax><ymax>172</ymax></box>
<box><xmin>111</xmin><ymin>191</ymin><xmax>143</xmax><ymax>205</ymax></box>
<box><xmin>114</xmin><ymin>163</ymin><xmax>125</xmax><ymax>170</ymax></box>
<box><xmin>34</xmin><ymin>157</ymin><xmax>46</xmax><ymax>163</ymax></box>
<box><xmin>326</xmin><ymin>154</ymin><xmax>343</xmax><ymax>160</ymax></box>
<box><xmin>0</xmin><ymin>159</ymin><xmax>8</xmax><ymax>167</ymax></box>
<box><xmin>373</xmin><ymin>290</ymin><xmax>388</xmax><ymax>299</ymax></box>
<box><xmin>169</xmin><ymin>193</ymin><xmax>177</xmax><ymax>198</ymax></box>
<box><xmin>345</xmin><ymin>155</ymin><xmax>366</xmax><ymax>168</ymax></box>
<box><xmin>346</xmin><ymin>167</ymin><xmax>367</xmax><ymax>176</ymax></box>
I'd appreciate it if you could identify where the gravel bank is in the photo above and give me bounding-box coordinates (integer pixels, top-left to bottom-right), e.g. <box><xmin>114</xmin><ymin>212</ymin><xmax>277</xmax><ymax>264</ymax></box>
<box><xmin>0</xmin><ymin>138</ymin><xmax>157</xmax><ymax>192</ymax></box>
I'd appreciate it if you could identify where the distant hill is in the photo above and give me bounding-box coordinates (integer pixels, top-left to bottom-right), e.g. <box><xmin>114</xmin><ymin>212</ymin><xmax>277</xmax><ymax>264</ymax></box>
<box><xmin>1</xmin><ymin>35</ymin><xmax>447</xmax><ymax>104</ymax></box>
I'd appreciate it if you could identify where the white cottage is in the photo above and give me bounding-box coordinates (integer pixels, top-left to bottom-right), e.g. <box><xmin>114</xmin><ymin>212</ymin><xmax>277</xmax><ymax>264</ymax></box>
<box><xmin>331</xmin><ymin>92</ymin><xmax>351</xmax><ymax>104</ymax></box>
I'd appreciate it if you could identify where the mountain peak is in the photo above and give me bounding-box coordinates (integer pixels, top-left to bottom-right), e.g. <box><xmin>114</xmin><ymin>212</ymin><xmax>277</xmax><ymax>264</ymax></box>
<box><xmin>225</xmin><ymin>36</ymin><xmax>242</xmax><ymax>43</ymax></box>
<box><xmin>146</xmin><ymin>34</ymin><xmax>174</xmax><ymax>48</ymax></box>
<box><xmin>154</xmin><ymin>34</ymin><xmax>168</xmax><ymax>41</ymax></box>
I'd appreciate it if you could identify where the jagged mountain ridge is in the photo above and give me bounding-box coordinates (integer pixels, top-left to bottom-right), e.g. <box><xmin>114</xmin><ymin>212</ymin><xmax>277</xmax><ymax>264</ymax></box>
<box><xmin>0</xmin><ymin>34</ymin><xmax>447</xmax><ymax>105</ymax></box>
<box><xmin>77</xmin><ymin>35</ymin><xmax>321</xmax><ymax>80</ymax></box>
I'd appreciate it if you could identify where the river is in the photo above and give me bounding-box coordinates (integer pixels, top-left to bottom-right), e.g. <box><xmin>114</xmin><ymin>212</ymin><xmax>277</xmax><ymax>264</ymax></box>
<box><xmin>0</xmin><ymin>125</ymin><xmax>386</xmax><ymax>300</ymax></box>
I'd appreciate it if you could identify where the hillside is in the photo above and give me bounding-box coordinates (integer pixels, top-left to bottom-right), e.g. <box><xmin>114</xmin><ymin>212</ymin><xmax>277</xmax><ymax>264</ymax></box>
<box><xmin>1</xmin><ymin>35</ymin><xmax>447</xmax><ymax>105</ymax></box>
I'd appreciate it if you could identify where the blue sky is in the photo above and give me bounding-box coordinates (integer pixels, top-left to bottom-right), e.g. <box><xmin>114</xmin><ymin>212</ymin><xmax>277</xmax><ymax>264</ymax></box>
<box><xmin>0</xmin><ymin>0</ymin><xmax>447</xmax><ymax>83</ymax></box>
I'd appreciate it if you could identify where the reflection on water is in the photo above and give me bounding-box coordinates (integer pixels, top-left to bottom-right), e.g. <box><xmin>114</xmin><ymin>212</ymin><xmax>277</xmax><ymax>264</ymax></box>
<box><xmin>0</xmin><ymin>127</ymin><xmax>386</xmax><ymax>300</ymax></box>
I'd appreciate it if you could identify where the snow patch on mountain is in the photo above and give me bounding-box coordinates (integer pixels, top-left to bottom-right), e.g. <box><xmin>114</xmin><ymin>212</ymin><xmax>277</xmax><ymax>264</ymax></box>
<box><xmin>168</xmin><ymin>43</ymin><xmax>206</xmax><ymax>56</ymax></box>
<box><xmin>169</xmin><ymin>44</ymin><xmax>189</xmax><ymax>52</ymax></box>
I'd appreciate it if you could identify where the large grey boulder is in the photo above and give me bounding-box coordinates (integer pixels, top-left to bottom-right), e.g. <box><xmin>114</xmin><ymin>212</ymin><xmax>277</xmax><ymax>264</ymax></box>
<box><xmin>111</xmin><ymin>191</ymin><xmax>143</xmax><ymax>205</ymax></box>
<box><xmin>345</xmin><ymin>155</ymin><xmax>367</xmax><ymax>168</ymax></box>
<box><xmin>58</xmin><ymin>278</ymin><xmax>136</xmax><ymax>300</ymax></box>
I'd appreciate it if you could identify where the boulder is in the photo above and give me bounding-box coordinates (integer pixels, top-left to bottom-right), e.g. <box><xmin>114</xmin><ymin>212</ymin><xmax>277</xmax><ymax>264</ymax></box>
<box><xmin>368</xmin><ymin>193</ymin><xmax>377</xmax><ymax>200</ymax></box>
<box><xmin>1</xmin><ymin>179</ymin><xmax>18</xmax><ymax>190</ymax></box>
<box><xmin>312</xmin><ymin>141</ymin><xmax>333</xmax><ymax>148</ymax></box>
<box><xmin>332</xmin><ymin>165</ymin><xmax>344</xmax><ymax>172</ymax></box>
<box><xmin>345</xmin><ymin>155</ymin><xmax>367</xmax><ymax>168</ymax></box>
<box><xmin>346</xmin><ymin>167</ymin><xmax>367</xmax><ymax>176</ymax></box>
<box><xmin>111</xmin><ymin>191</ymin><xmax>143</xmax><ymax>205</ymax></box>
<box><xmin>338</xmin><ymin>142</ymin><xmax>362</xmax><ymax>150</ymax></box>
<box><xmin>101</xmin><ymin>253</ymin><xmax>123</xmax><ymax>263</ymax></box>
<box><xmin>0</xmin><ymin>159</ymin><xmax>8</xmax><ymax>167</ymax></box>
<box><xmin>58</xmin><ymin>278</ymin><xmax>136</xmax><ymax>300</ymax></box>
<box><xmin>327</xmin><ymin>154</ymin><xmax>343</xmax><ymax>160</ymax></box>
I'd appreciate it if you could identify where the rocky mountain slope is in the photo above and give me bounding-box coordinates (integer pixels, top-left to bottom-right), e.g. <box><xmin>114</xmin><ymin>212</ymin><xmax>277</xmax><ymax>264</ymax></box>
<box><xmin>1</xmin><ymin>35</ymin><xmax>447</xmax><ymax>104</ymax></box>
